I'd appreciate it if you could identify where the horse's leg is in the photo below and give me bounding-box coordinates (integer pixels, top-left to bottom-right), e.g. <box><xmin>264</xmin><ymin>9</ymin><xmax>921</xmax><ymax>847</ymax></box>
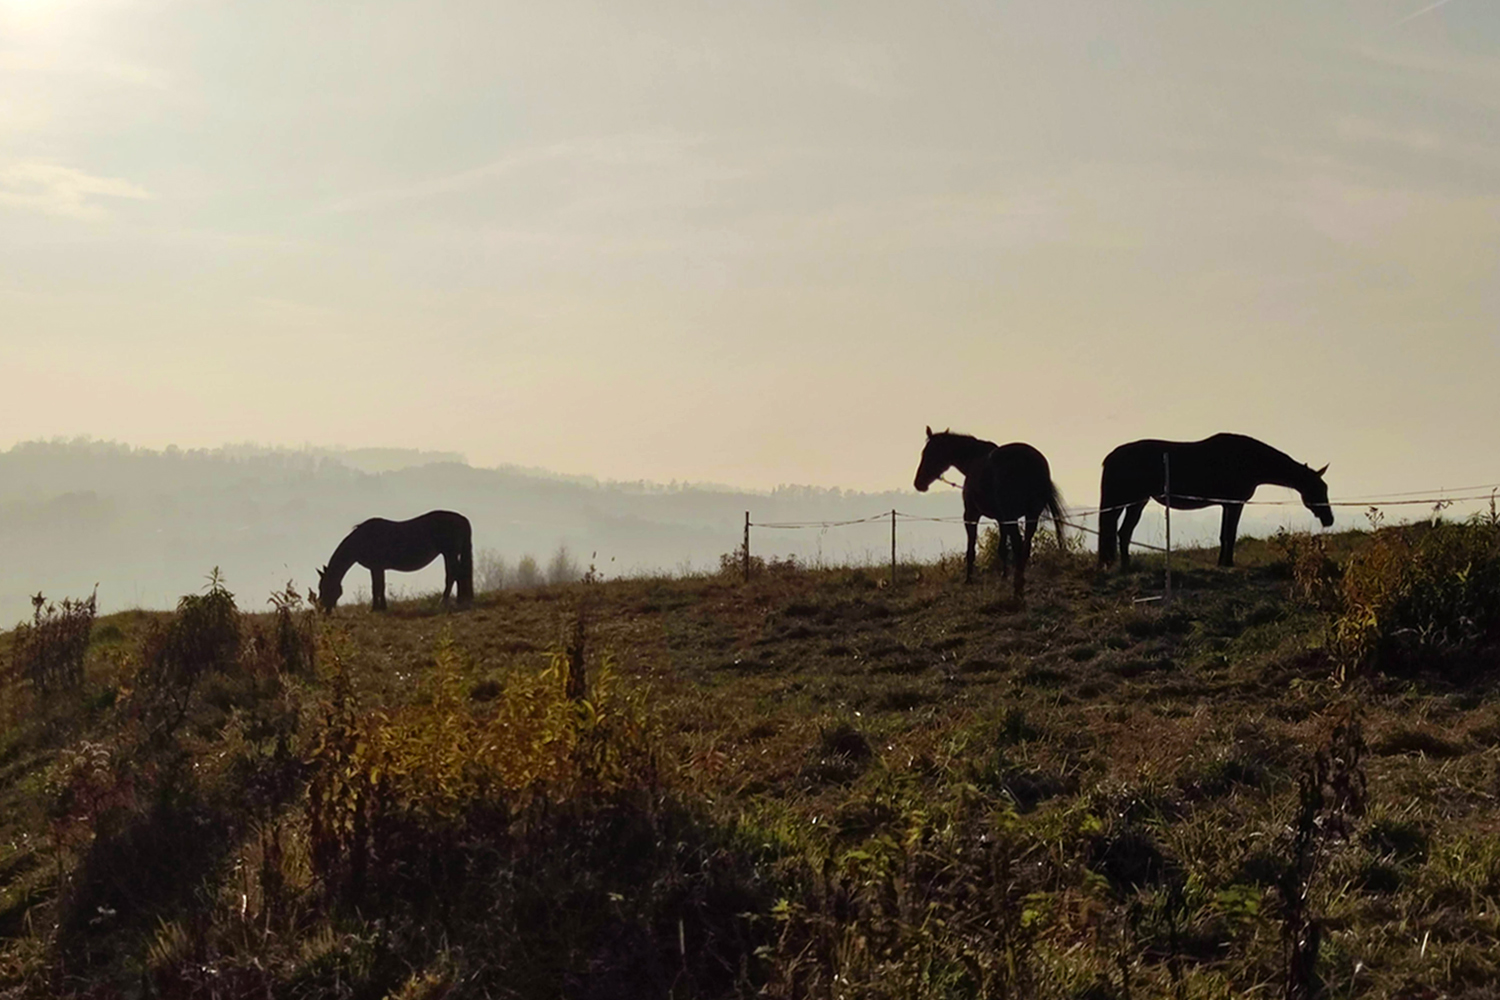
<box><xmin>1218</xmin><ymin>503</ymin><xmax>1245</xmax><ymax>567</ymax></box>
<box><xmin>1098</xmin><ymin>504</ymin><xmax>1121</xmax><ymax>567</ymax></box>
<box><xmin>441</xmin><ymin>552</ymin><xmax>455</xmax><ymax>605</ymax></box>
<box><xmin>371</xmin><ymin>568</ymin><xmax>386</xmax><ymax>611</ymax></box>
<box><xmin>1005</xmin><ymin>521</ymin><xmax>1027</xmax><ymax>601</ymax></box>
<box><xmin>458</xmin><ymin>535</ymin><xmax>474</xmax><ymax>604</ymax></box>
<box><xmin>964</xmin><ymin>517</ymin><xmax>978</xmax><ymax>583</ymax></box>
<box><xmin>1117</xmin><ymin>501</ymin><xmax>1147</xmax><ymax>572</ymax></box>
<box><xmin>1020</xmin><ymin>514</ymin><xmax>1040</xmax><ymax>597</ymax></box>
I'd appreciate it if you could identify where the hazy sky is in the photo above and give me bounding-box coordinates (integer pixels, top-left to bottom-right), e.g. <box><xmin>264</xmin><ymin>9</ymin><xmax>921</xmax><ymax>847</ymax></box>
<box><xmin>3</xmin><ymin>0</ymin><xmax>1497</xmax><ymax>510</ymax></box>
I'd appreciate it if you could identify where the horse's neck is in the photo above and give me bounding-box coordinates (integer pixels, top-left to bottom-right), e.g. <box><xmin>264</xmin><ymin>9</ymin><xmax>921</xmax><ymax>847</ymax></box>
<box><xmin>949</xmin><ymin>438</ymin><xmax>995</xmax><ymax>477</ymax></box>
<box><xmin>1256</xmin><ymin>448</ymin><xmax>1314</xmax><ymax>495</ymax></box>
<box><xmin>326</xmin><ymin>535</ymin><xmax>361</xmax><ymax>580</ymax></box>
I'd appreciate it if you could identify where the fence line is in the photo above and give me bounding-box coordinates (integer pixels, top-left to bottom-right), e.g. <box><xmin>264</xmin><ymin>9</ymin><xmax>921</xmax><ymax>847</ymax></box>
<box><xmin>739</xmin><ymin>480</ymin><xmax>1497</xmax><ymax>587</ymax></box>
<box><xmin>747</xmin><ymin>488</ymin><xmax>1498</xmax><ymax>532</ymax></box>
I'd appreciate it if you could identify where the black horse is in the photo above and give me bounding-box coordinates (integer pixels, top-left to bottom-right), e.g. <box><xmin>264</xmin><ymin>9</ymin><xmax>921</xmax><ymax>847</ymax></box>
<box><xmin>317</xmin><ymin>510</ymin><xmax>474</xmax><ymax>612</ymax></box>
<box><xmin>914</xmin><ymin>427</ymin><xmax>1065</xmax><ymax>600</ymax></box>
<box><xmin>1098</xmin><ymin>433</ymin><xmax>1333</xmax><ymax>571</ymax></box>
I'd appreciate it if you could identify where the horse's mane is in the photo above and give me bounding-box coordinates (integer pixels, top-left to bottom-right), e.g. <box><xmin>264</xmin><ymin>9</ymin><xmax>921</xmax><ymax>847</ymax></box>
<box><xmin>934</xmin><ymin>430</ymin><xmax>997</xmax><ymax>450</ymax></box>
<box><xmin>1212</xmin><ymin>433</ymin><xmax>1310</xmax><ymax>473</ymax></box>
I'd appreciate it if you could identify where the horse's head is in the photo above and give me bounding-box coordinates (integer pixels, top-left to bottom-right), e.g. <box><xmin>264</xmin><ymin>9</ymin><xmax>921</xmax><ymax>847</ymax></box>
<box><xmin>914</xmin><ymin>425</ymin><xmax>952</xmax><ymax>492</ymax></box>
<box><xmin>316</xmin><ymin>565</ymin><xmax>341</xmax><ymax>613</ymax></box>
<box><xmin>1303</xmin><ymin>463</ymin><xmax>1334</xmax><ymax>528</ymax></box>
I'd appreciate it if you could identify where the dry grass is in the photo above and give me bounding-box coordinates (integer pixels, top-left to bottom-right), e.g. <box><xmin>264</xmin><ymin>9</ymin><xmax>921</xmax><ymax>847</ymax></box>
<box><xmin>0</xmin><ymin>531</ymin><xmax>1496</xmax><ymax>998</ymax></box>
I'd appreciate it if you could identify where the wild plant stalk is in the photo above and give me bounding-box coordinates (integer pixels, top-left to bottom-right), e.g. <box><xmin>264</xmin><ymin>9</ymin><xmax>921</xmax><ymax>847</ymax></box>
<box><xmin>1279</xmin><ymin>716</ymin><xmax>1366</xmax><ymax>1000</ymax></box>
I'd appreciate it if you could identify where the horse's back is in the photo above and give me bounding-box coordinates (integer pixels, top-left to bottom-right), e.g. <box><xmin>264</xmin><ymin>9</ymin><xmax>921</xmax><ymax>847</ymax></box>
<box><xmin>968</xmin><ymin>442</ymin><xmax>1057</xmax><ymax>517</ymax></box>
<box><xmin>991</xmin><ymin>440</ymin><xmax>1048</xmax><ymax>467</ymax></box>
<box><xmin>353</xmin><ymin>510</ymin><xmax>469</xmax><ymax>547</ymax></box>
<box><xmin>1103</xmin><ymin>438</ymin><xmax>1174</xmax><ymax>467</ymax></box>
<box><xmin>412</xmin><ymin>509</ymin><xmax>471</xmax><ymax>534</ymax></box>
<box><xmin>988</xmin><ymin>441</ymin><xmax>1052</xmax><ymax>483</ymax></box>
<box><xmin>1102</xmin><ymin>433</ymin><xmax>1276</xmax><ymax>502</ymax></box>
<box><xmin>1106</xmin><ymin>434</ymin><xmax>1264</xmax><ymax>464</ymax></box>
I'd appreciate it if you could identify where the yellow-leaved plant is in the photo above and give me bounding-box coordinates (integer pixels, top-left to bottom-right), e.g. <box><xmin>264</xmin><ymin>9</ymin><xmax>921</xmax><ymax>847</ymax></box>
<box><xmin>305</xmin><ymin>629</ymin><xmax>655</xmax><ymax>902</ymax></box>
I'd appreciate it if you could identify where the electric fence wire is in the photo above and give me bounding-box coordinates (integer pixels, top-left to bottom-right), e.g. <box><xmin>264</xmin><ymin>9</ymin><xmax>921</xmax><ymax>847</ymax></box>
<box><xmin>746</xmin><ymin>482</ymin><xmax>1498</xmax><ymax>532</ymax></box>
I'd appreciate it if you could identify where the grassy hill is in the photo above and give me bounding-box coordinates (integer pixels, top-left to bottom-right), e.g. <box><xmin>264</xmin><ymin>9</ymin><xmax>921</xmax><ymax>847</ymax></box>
<box><xmin>1</xmin><ymin>523</ymin><xmax>1498</xmax><ymax>999</ymax></box>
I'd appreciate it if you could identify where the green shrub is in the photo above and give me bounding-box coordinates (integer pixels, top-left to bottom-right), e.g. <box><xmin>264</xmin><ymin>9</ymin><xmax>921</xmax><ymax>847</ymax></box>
<box><xmin>1274</xmin><ymin>529</ymin><xmax>1342</xmax><ymax>610</ymax></box>
<box><xmin>977</xmin><ymin>520</ymin><xmax>1083</xmax><ymax>573</ymax></box>
<box><xmin>763</xmin><ymin>801</ymin><xmax>1041</xmax><ymax>999</ymax></box>
<box><xmin>132</xmin><ymin>569</ymin><xmax>241</xmax><ymax>739</ymax></box>
<box><xmin>1332</xmin><ymin>518</ymin><xmax>1500</xmax><ymax>677</ymax></box>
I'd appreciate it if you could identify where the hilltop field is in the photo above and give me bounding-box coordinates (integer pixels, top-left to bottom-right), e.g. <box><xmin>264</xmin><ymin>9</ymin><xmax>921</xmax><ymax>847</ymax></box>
<box><xmin>1</xmin><ymin>521</ymin><xmax>1499</xmax><ymax>999</ymax></box>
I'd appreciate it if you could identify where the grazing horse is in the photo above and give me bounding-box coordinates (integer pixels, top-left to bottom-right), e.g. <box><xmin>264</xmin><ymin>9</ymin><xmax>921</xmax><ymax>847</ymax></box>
<box><xmin>914</xmin><ymin>427</ymin><xmax>1065</xmax><ymax>600</ymax></box>
<box><xmin>317</xmin><ymin>510</ymin><xmax>474</xmax><ymax>612</ymax></box>
<box><xmin>1098</xmin><ymin>433</ymin><xmax>1333</xmax><ymax>571</ymax></box>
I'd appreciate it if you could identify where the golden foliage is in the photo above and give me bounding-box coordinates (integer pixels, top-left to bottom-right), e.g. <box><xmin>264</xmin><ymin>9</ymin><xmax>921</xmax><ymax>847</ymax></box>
<box><xmin>1331</xmin><ymin>518</ymin><xmax>1500</xmax><ymax>677</ymax></box>
<box><xmin>304</xmin><ymin>630</ymin><xmax>655</xmax><ymax>897</ymax></box>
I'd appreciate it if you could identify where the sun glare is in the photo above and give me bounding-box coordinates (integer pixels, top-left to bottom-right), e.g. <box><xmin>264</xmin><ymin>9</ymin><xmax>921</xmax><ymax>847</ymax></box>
<box><xmin>2</xmin><ymin>0</ymin><xmax>83</xmax><ymax>32</ymax></box>
<box><xmin>2</xmin><ymin>0</ymin><xmax>52</xmax><ymax>16</ymax></box>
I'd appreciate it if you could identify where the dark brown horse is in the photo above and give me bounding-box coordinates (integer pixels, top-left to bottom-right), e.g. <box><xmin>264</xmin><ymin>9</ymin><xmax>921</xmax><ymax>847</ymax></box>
<box><xmin>914</xmin><ymin>427</ymin><xmax>1064</xmax><ymax>601</ymax></box>
<box><xmin>317</xmin><ymin>510</ymin><xmax>473</xmax><ymax>611</ymax></box>
<box><xmin>1098</xmin><ymin>433</ymin><xmax>1332</xmax><ymax>571</ymax></box>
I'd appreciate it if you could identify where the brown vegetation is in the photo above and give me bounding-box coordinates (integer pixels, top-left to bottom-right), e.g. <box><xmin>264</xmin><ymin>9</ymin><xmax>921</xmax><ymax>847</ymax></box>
<box><xmin>0</xmin><ymin>521</ymin><xmax>1498</xmax><ymax>998</ymax></box>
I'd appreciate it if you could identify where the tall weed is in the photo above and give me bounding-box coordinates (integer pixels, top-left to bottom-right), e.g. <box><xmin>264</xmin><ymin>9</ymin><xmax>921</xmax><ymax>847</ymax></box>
<box><xmin>1273</xmin><ymin>530</ymin><xmax>1342</xmax><ymax>611</ymax></box>
<box><xmin>1276</xmin><ymin>716</ymin><xmax>1366</xmax><ymax>1000</ymax></box>
<box><xmin>267</xmin><ymin>582</ymin><xmax>315</xmax><ymax>677</ymax></box>
<box><xmin>131</xmin><ymin>569</ymin><xmax>241</xmax><ymax>740</ymax></box>
<box><xmin>764</xmin><ymin>796</ymin><xmax>1041</xmax><ymax>999</ymax></box>
<box><xmin>11</xmin><ymin>588</ymin><xmax>96</xmax><ymax>695</ymax></box>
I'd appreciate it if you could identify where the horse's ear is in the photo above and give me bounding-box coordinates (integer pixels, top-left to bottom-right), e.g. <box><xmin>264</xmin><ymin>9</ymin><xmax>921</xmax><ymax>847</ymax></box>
<box><xmin>925</xmin><ymin>425</ymin><xmax>932</xmax><ymax>438</ymax></box>
<box><xmin>1315</xmin><ymin>464</ymin><xmax>1329</xmax><ymax>477</ymax></box>
<box><xmin>316</xmin><ymin>566</ymin><xmax>326</xmax><ymax>581</ymax></box>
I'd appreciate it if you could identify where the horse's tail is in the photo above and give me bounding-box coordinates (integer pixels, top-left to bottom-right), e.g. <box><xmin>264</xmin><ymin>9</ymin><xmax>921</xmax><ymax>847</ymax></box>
<box><xmin>458</xmin><ymin>525</ymin><xmax>474</xmax><ymax>604</ymax></box>
<box><xmin>1047</xmin><ymin>481</ymin><xmax>1066</xmax><ymax>549</ymax></box>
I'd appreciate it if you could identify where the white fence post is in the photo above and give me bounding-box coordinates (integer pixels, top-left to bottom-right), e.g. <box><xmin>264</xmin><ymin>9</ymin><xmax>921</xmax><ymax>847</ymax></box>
<box><xmin>890</xmin><ymin>509</ymin><xmax>897</xmax><ymax>586</ymax></box>
<box><xmin>1163</xmin><ymin>454</ymin><xmax>1173</xmax><ymax>606</ymax></box>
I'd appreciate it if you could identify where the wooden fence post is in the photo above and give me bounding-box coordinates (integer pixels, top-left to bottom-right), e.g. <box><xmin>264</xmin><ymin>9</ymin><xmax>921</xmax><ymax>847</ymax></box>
<box><xmin>743</xmin><ymin>511</ymin><xmax>751</xmax><ymax>583</ymax></box>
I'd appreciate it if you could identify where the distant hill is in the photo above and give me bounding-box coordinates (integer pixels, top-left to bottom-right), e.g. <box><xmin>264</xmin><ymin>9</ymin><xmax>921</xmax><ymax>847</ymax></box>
<box><xmin>0</xmin><ymin>439</ymin><xmax>961</xmax><ymax>622</ymax></box>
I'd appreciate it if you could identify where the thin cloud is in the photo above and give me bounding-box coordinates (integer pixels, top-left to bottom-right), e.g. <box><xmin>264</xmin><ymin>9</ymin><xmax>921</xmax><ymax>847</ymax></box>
<box><xmin>1336</xmin><ymin>116</ymin><xmax>1441</xmax><ymax>152</ymax></box>
<box><xmin>326</xmin><ymin>134</ymin><xmax>708</xmax><ymax>214</ymax></box>
<box><xmin>0</xmin><ymin>162</ymin><xmax>149</xmax><ymax>220</ymax></box>
<box><xmin>1393</xmin><ymin>0</ymin><xmax>1460</xmax><ymax>28</ymax></box>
